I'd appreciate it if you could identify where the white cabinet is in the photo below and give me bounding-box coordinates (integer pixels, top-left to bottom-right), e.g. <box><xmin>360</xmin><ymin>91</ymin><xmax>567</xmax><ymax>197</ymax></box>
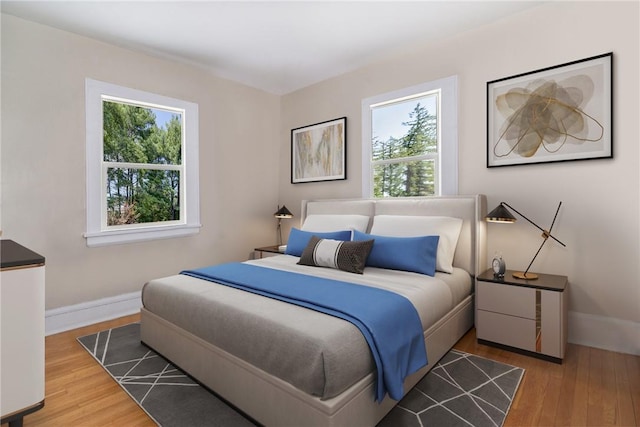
<box><xmin>476</xmin><ymin>269</ymin><xmax>568</xmax><ymax>362</ymax></box>
<box><xmin>1</xmin><ymin>240</ymin><xmax>45</xmax><ymax>426</ymax></box>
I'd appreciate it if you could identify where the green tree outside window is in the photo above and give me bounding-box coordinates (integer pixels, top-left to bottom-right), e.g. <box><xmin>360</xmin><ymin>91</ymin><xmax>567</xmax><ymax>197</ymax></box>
<box><xmin>103</xmin><ymin>101</ymin><xmax>182</xmax><ymax>226</ymax></box>
<box><xmin>372</xmin><ymin>102</ymin><xmax>437</xmax><ymax>198</ymax></box>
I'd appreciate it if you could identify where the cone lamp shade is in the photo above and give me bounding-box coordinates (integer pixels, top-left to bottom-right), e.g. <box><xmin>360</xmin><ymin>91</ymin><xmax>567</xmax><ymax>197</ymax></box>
<box><xmin>274</xmin><ymin>205</ymin><xmax>293</xmax><ymax>219</ymax></box>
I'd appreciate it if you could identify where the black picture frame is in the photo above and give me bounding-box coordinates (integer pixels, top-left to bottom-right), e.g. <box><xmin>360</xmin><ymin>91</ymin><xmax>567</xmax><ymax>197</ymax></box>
<box><xmin>487</xmin><ymin>52</ymin><xmax>613</xmax><ymax>168</ymax></box>
<box><xmin>291</xmin><ymin>117</ymin><xmax>347</xmax><ymax>183</ymax></box>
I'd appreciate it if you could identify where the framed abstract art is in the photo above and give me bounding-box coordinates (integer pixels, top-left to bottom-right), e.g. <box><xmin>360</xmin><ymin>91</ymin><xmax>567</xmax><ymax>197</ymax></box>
<box><xmin>487</xmin><ymin>52</ymin><xmax>612</xmax><ymax>167</ymax></box>
<box><xmin>291</xmin><ymin>117</ymin><xmax>346</xmax><ymax>183</ymax></box>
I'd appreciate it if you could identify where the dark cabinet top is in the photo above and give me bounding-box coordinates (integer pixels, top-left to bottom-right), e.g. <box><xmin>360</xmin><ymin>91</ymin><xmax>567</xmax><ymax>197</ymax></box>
<box><xmin>1</xmin><ymin>240</ymin><xmax>45</xmax><ymax>269</ymax></box>
<box><xmin>477</xmin><ymin>268</ymin><xmax>567</xmax><ymax>292</ymax></box>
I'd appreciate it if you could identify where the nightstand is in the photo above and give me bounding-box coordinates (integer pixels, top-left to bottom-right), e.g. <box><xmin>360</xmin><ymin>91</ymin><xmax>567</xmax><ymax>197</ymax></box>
<box><xmin>476</xmin><ymin>269</ymin><xmax>568</xmax><ymax>363</ymax></box>
<box><xmin>254</xmin><ymin>245</ymin><xmax>284</xmax><ymax>258</ymax></box>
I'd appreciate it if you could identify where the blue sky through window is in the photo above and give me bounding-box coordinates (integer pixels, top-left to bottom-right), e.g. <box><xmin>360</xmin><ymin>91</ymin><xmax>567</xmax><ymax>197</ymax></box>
<box><xmin>373</xmin><ymin>94</ymin><xmax>437</xmax><ymax>141</ymax></box>
<box><xmin>153</xmin><ymin>108</ymin><xmax>181</xmax><ymax>129</ymax></box>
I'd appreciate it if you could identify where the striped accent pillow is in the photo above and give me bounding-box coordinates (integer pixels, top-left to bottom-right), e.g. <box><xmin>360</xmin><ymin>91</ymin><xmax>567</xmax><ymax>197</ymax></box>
<box><xmin>298</xmin><ymin>236</ymin><xmax>374</xmax><ymax>274</ymax></box>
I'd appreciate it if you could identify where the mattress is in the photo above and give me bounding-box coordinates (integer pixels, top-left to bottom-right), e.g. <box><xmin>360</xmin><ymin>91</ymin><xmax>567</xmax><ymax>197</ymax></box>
<box><xmin>141</xmin><ymin>255</ymin><xmax>471</xmax><ymax>400</ymax></box>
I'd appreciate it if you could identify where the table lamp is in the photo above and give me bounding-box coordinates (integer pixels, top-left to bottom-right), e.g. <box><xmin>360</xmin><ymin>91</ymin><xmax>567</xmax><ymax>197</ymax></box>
<box><xmin>274</xmin><ymin>205</ymin><xmax>293</xmax><ymax>246</ymax></box>
<box><xmin>485</xmin><ymin>201</ymin><xmax>566</xmax><ymax>280</ymax></box>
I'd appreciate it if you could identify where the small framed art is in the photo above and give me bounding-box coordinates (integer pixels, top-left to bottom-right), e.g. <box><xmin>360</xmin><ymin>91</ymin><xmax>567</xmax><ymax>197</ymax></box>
<box><xmin>487</xmin><ymin>52</ymin><xmax>612</xmax><ymax>168</ymax></box>
<box><xmin>291</xmin><ymin>117</ymin><xmax>346</xmax><ymax>183</ymax></box>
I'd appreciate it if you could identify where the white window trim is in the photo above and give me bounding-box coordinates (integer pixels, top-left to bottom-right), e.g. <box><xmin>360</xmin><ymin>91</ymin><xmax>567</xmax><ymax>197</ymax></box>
<box><xmin>361</xmin><ymin>75</ymin><xmax>458</xmax><ymax>198</ymax></box>
<box><xmin>84</xmin><ymin>78</ymin><xmax>200</xmax><ymax>247</ymax></box>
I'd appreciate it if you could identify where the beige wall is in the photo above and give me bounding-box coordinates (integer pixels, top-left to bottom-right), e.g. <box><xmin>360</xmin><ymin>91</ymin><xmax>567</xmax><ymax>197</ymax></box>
<box><xmin>1</xmin><ymin>15</ymin><xmax>281</xmax><ymax>309</ymax></box>
<box><xmin>279</xmin><ymin>1</ymin><xmax>639</xmax><ymax>350</ymax></box>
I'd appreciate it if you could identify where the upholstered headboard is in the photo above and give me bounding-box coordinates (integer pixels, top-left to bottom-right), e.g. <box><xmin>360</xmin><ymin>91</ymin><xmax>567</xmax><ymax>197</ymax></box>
<box><xmin>300</xmin><ymin>195</ymin><xmax>487</xmax><ymax>276</ymax></box>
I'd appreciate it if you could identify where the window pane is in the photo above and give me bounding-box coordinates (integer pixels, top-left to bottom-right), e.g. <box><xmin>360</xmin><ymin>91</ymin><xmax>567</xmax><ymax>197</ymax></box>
<box><xmin>371</xmin><ymin>94</ymin><xmax>438</xmax><ymax>161</ymax></box>
<box><xmin>106</xmin><ymin>168</ymin><xmax>180</xmax><ymax>226</ymax></box>
<box><xmin>362</xmin><ymin>76</ymin><xmax>457</xmax><ymax>199</ymax></box>
<box><xmin>373</xmin><ymin>160</ymin><xmax>435</xmax><ymax>197</ymax></box>
<box><xmin>103</xmin><ymin>101</ymin><xmax>182</xmax><ymax>165</ymax></box>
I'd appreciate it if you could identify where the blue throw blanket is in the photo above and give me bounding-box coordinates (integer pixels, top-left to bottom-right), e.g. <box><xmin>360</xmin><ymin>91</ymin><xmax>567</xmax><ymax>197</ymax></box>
<box><xmin>181</xmin><ymin>262</ymin><xmax>427</xmax><ymax>402</ymax></box>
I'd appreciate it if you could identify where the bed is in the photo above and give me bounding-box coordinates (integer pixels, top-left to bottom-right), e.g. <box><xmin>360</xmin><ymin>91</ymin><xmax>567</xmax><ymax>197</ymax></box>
<box><xmin>140</xmin><ymin>195</ymin><xmax>487</xmax><ymax>426</ymax></box>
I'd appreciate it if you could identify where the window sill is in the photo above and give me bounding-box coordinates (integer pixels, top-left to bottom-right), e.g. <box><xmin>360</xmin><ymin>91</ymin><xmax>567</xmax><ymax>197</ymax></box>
<box><xmin>84</xmin><ymin>223</ymin><xmax>201</xmax><ymax>247</ymax></box>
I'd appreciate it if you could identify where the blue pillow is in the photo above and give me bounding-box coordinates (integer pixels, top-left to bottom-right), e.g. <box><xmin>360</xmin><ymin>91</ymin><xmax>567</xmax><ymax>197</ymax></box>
<box><xmin>352</xmin><ymin>230</ymin><xmax>439</xmax><ymax>276</ymax></box>
<box><xmin>285</xmin><ymin>228</ymin><xmax>352</xmax><ymax>257</ymax></box>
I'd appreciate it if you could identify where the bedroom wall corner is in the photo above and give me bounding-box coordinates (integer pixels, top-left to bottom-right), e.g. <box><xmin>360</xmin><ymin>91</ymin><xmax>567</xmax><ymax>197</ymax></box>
<box><xmin>1</xmin><ymin>14</ymin><xmax>282</xmax><ymax>313</ymax></box>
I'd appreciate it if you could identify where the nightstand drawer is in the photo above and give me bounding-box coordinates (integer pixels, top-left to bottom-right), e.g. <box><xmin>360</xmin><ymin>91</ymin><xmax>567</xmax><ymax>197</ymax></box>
<box><xmin>477</xmin><ymin>280</ymin><xmax>536</xmax><ymax>319</ymax></box>
<box><xmin>476</xmin><ymin>310</ymin><xmax>536</xmax><ymax>352</ymax></box>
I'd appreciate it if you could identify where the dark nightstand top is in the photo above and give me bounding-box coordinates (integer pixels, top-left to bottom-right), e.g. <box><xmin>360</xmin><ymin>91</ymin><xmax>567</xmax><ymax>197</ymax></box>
<box><xmin>254</xmin><ymin>245</ymin><xmax>284</xmax><ymax>254</ymax></box>
<box><xmin>477</xmin><ymin>269</ymin><xmax>567</xmax><ymax>292</ymax></box>
<box><xmin>1</xmin><ymin>240</ymin><xmax>45</xmax><ymax>269</ymax></box>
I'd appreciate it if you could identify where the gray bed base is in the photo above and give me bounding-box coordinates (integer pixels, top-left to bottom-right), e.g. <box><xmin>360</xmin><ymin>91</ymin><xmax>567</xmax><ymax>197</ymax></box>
<box><xmin>140</xmin><ymin>195</ymin><xmax>487</xmax><ymax>427</ymax></box>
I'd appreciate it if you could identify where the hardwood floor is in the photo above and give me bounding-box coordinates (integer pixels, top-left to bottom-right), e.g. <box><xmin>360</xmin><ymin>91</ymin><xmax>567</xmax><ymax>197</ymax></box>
<box><xmin>8</xmin><ymin>313</ymin><xmax>639</xmax><ymax>426</ymax></box>
<box><xmin>15</xmin><ymin>314</ymin><xmax>154</xmax><ymax>427</ymax></box>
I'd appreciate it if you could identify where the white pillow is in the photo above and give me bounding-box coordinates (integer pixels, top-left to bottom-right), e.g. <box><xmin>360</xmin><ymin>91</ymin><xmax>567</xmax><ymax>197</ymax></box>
<box><xmin>301</xmin><ymin>214</ymin><xmax>370</xmax><ymax>233</ymax></box>
<box><xmin>370</xmin><ymin>215</ymin><xmax>463</xmax><ymax>273</ymax></box>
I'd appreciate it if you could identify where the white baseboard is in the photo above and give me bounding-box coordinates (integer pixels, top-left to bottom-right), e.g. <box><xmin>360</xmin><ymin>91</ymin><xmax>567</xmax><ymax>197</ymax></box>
<box><xmin>569</xmin><ymin>311</ymin><xmax>640</xmax><ymax>356</ymax></box>
<box><xmin>45</xmin><ymin>291</ymin><xmax>142</xmax><ymax>336</ymax></box>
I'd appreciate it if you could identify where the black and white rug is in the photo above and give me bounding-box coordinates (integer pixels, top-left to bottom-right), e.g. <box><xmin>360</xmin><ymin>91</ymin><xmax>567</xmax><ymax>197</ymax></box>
<box><xmin>78</xmin><ymin>323</ymin><xmax>524</xmax><ymax>427</ymax></box>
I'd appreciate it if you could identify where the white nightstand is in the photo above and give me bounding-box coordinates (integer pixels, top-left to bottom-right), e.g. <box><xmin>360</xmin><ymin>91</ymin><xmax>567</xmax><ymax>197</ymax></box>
<box><xmin>476</xmin><ymin>269</ymin><xmax>568</xmax><ymax>363</ymax></box>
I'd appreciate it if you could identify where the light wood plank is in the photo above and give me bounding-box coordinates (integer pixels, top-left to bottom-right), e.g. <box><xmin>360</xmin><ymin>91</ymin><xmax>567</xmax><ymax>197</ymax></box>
<box><xmin>627</xmin><ymin>352</ymin><xmax>640</xmax><ymax>426</ymax></box>
<box><xmin>613</xmin><ymin>351</ymin><xmax>635</xmax><ymax>426</ymax></box>
<box><xmin>538</xmin><ymin>374</ymin><xmax>562</xmax><ymax>426</ymax></box>
<box><xmin>588</xmin><ymin>346</ymin><xmax>605</xmax><ymax>426</ymax></box>
<box><xmin>570</xmin><ymin>344</ymin><xmax>591</xmax><ymax>426</ymax></box>
<box><xmin>600</xmin><ymin>349</ymin><xmax>619</xmax><ymax>426</ymax></box>
<box><xmin>554</xmin><ymin>343</ymin><xmax>580</xmax><ymax>426</ymax></box>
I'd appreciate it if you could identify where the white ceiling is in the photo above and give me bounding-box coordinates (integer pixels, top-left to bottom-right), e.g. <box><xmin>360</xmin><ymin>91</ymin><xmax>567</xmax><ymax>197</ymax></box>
<box><xmin>1</xmin><ymin>1</ymin><xmax>543</xmax><ymax>95</ymax></box>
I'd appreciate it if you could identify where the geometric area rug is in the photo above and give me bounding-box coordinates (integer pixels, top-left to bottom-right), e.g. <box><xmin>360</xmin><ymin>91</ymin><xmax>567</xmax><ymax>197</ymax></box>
<box><xmin>77</xmin><ymin>323</ymin><xmax>255</xmax><ymax>427</ymax></box>
<box><xmin>78</xmin><ymin>323</ymin><xmax>524</xmax><ymax>427</ymax></box>
<box><xmin>378</xmin><ymin>348</ymin><xmax>524</xmax><ymax>427</ymax></box>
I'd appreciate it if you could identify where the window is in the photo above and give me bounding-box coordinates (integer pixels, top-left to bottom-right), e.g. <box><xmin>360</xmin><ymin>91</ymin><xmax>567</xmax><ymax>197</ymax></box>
<box><xmin>362</xmin><ymin>76</ymin><xmax>458</xmax><ymax>198</ymax></box>
<box><xmin>85</xmin><ymin>79</ymin><xmax>200</xmax><ymax>247</ymax></box>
